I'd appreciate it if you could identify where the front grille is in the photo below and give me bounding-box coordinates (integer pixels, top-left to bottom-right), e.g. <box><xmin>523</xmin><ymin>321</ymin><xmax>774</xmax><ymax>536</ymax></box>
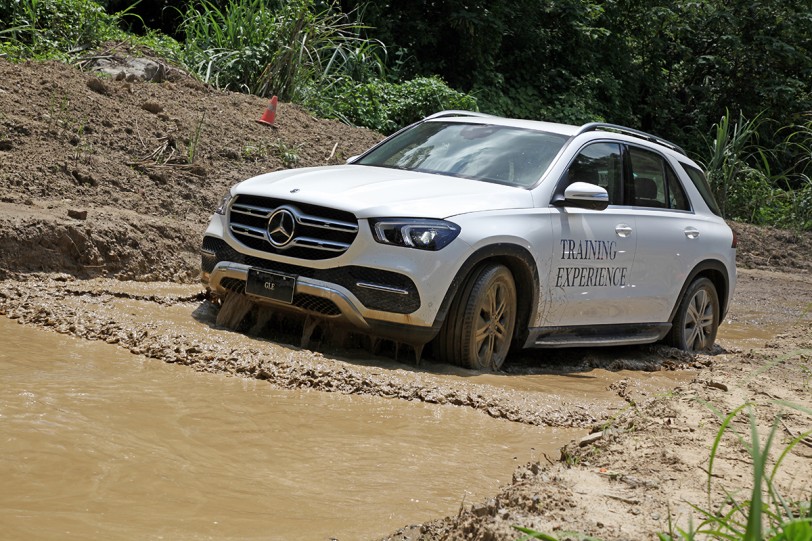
<box><xmin>202</xmin><ymin>236</ymin><xmax>421</xmax><ymax>314</ymax></box>
<box><xmin>228</xmin><ymin>195</ymin><xmax>358</xmax><ymax>260</ymax></box>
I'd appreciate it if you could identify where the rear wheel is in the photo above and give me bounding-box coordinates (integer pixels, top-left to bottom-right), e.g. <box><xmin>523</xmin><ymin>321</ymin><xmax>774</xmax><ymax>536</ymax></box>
<box><xmin>436</xmin><ymin>264</ymin><xmax>517</xmax><ymax>371</ymax></box>
<box><xmin>667</xmin><ymin>277</ymin><xmax>719</xmax><ymax>351</ymax></box>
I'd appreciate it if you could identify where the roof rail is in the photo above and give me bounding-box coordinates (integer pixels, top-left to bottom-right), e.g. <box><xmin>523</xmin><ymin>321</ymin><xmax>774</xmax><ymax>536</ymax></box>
<box><xmin>424</xmin><ymin>110</ymin><xmax>493</xmax><ymax>121</ymax></box>
<box><xmin>577</xmin><ymin>122</ymin><xmax>686</xmax><ymax>155</ymax></box>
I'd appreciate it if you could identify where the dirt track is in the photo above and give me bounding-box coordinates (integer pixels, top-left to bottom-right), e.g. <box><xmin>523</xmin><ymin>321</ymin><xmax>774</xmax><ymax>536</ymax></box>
<box><xmin>1</xmin><ymin>54</ymin><xmax>811</xmax><ymax>540</ymax></box>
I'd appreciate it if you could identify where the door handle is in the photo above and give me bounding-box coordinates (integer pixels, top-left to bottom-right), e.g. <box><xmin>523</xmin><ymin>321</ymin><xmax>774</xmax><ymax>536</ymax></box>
<box><xmin>615</xmin><ymin>224</ymin><xmax>633</xmax><ymax>237</ymax></box>
<box><xmin>684</xmin><ymin>227</ymin><xmax>700</xmax><ymax>239</ymax></box>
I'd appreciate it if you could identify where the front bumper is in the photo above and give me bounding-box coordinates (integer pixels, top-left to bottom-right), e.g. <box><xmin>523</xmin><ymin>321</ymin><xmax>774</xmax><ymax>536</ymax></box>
<box><xmin>204</xmin><ymin>260</ymin><xmax>371</xmax><ymax>329</ymax></box>
<box><xmin>201</xmin><ymin>237</ymin><xmax>444</xmax><ymax>345</ymax></box>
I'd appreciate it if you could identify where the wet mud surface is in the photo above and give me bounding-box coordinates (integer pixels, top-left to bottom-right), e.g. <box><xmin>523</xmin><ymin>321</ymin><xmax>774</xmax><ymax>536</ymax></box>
<box><xmin>0</xmin><ymin>275</ymin><xmax>665</xmax><ymax>429</ymax></box>
<box><xmin>2</xmin><ymin>267</ymin><xmax>810</xmax><ymax>540</ymax></box>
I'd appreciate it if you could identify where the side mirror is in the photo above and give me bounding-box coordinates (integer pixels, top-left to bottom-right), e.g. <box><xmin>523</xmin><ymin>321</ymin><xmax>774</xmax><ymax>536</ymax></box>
<box><xmin>552</xmin><ymin>181</ymin><xmax>610</xmax><ymax>211</ymax></box>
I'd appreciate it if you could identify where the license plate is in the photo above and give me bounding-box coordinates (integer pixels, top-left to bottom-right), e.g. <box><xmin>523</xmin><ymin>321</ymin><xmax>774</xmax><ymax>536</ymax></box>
<box><xmin>245</xmin><ymin>268</ymin><xmax>296</xmax><ymax>304</ymax></box>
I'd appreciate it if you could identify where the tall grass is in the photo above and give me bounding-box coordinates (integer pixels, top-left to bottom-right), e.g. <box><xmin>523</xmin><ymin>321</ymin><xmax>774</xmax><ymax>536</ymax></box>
<box><xmin>703</xmin><ymin>111</ymin><xmax>812</xmax><ymax>231</ymax></box>
<box><xmin>179</xmin><ymin>0</ymin><xmax>384</xmax><ymax>100</ymax></box>
<box><xmin>702</xmin><ymin>110</ymin><xmax>766</xmax><ymax>218</ymax></box>
<box><xmin>0</xmin><ymin>0</ymin><xmax>121</xmax><ymax>57</ymax></box>
<box><xmin>775</xmin><ymin>119</ymin><xmax>812</xmax><ymax>231</ymax></box>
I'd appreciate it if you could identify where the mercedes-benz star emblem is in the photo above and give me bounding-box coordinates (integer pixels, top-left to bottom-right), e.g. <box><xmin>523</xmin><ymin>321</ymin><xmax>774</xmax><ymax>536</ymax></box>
<box><xmin>267</xmin><ymin>208</ymin><xmax>296</xmax><ymax>248</ymax></box>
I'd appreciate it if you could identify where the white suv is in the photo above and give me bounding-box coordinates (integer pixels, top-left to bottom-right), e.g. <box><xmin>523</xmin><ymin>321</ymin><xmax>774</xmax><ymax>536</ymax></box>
<box><xmin>201</xmin><ymin>111</ymin><xmax>736</xmax><ymax>370</ymax></box>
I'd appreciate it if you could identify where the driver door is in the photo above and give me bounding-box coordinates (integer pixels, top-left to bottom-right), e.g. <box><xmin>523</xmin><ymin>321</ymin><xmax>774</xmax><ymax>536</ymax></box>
<box><xmin>545</xmin><ymin>142</ymin><xmax>640</xmax><ymax>326</ymax></box>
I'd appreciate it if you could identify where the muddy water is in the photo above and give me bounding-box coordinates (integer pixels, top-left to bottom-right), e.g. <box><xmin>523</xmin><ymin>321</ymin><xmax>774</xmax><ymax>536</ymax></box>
<box><xmin>718</xmin><ymin>320</ymin><xmax>783</xmax><ymax>347</ymax></box>
<box><xmin>120</xmin><ymin>293</ymin><xmax>690</xmax><ymax>390</ymax></box>
<box><xmin>0</xmin><ymin>318</ymin><xmax>579</xmax><ymax>541</ymax></box>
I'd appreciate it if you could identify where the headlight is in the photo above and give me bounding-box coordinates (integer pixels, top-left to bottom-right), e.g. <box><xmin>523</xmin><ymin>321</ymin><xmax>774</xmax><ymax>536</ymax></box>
<box><xmin>214</xmin><ymin>191</ymin><xmax>233</xmax><ymax>215</ymax></box>
<box><xmin>370</xmin><ymin>219</ymin><xmax>461</xmax><ymax>251</ymax></box>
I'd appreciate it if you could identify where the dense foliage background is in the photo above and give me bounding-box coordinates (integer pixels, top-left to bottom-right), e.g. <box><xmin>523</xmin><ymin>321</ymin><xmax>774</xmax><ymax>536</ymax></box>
<box><xmin>1</xmin><ymin>0</ymin><xmax>811</xmax><ymax>229</ymax></box>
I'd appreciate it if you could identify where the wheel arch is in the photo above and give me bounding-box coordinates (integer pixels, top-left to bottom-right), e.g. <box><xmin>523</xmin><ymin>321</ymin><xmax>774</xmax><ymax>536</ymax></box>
<box><xmin>432</xmin><ymin>243</ymin><xmax>540</xmax><ymax>345</ymax></box>
<box><xmin>668</xmin><ymin>259</ymin><xmax>732</xmax><ymax>323</ymax></box>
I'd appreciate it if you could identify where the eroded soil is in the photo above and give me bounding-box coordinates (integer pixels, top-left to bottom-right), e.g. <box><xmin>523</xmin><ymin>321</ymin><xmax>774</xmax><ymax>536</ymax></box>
<box><xmin>1</xmin><ymin>53</ymin><xmax>811</xmax><ymax>540</ymax></box>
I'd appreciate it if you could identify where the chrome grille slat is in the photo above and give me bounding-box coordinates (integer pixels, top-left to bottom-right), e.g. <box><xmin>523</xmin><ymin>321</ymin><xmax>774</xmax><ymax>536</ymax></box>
<box><xmin>297</xmin><ymin>215</ymin><xmax>358</xmax><ymax>233</ymax></box>
<box><xmin>230</xmin><ymin>224</ymin><xmax>267</xmax><ymax>239</ymax></box>
<box><xmin>231</xmin><ymin>203</ymin><xmax>274</xmax><ymax>218</ymax></box>
<box><xmin>290</xmin><ymin>237</ymin><xmax>350</xmax><ymax>252</ymax></box>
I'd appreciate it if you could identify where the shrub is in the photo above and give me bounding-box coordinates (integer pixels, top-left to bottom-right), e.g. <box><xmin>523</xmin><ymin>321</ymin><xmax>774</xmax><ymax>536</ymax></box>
<box><xmin>0</xmin><ymin>0</ymin><xmax>178</xmax><ymax>61</ymax></box>
<box><xmin>303</xmin><ymin>75</ymin><xmax>478</xmax><ymax>134</ymax></box>
<box><xmin>0</xmin><ymin>0</ymin><xmax>124</xmax><ymax>58</ymax></box>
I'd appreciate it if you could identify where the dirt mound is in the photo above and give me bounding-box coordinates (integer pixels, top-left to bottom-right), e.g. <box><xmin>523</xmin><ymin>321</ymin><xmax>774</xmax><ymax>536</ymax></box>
<box><xmin>731</xmin><ymin>221</ymin><xmax>812</xmax><ymax>272</ymax></box>
<box><xmin>0</xmin><ymin>56</ymin><xmax>380</xmax><ymax>280</ymax></box>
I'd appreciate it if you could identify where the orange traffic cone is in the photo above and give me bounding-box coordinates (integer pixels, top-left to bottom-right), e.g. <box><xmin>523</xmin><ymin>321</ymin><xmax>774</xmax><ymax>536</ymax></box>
<box><xmin>256</xmin><ymin>95</ymin><xmax>278</xmax><ymax>126</ymax></box>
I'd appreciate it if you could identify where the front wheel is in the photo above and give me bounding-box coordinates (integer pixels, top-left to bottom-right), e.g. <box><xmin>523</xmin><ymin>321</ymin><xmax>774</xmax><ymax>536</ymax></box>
<box><xmin>667</xmin><ymin>277</ymin><xmax>720</xmax><ymax>351</ymax></box>
<box><xmin>436</xmin><ymin>264</ymin><xmax>517</xmax><ymax>371</ymax></box>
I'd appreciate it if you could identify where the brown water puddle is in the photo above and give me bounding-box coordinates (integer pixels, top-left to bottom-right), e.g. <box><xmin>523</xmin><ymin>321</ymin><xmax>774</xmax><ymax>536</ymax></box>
<box><xmin>0</xmin><ymin>317</ymin><xmax>580</xmax><ymax>541</ymax></box>
<box><xmin>23</xmin><ymin>279</ymin><xmax>701</xmax><ymax>424</ymax></box>
<box><xmin>718</xmin><ymin>319</ymin><xmax>783</xmax><ymax>348</ymax></box>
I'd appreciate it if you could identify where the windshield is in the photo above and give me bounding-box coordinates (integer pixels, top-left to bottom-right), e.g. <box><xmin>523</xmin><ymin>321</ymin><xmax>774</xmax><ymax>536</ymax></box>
<box><xmin>356</xmin><ymin>121</ymin><xmax>568</xmax><ymax>187</ymax></box>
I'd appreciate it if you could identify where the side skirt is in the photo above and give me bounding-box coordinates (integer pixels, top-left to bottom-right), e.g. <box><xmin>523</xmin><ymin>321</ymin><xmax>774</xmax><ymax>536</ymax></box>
<box><xmin>525</xmin><ymin>323</ymin><xmax>671</xmax><ymax>348</ymax></box>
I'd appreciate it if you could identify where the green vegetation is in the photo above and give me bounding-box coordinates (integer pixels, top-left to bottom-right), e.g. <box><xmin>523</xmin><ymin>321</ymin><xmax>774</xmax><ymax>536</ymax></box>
<box><xmin>177</xmin><ymin>0</ymin><xmax>474</xmax><ymax>132</ymax></box>
<box><xmin>706</xmin><ymin>111</ymin><xmax>812</xmax><ymax>230</ymax></box>
<box><xmin>0</xmin><ymin>0</ymin><xmax>120</xmax><ymax>59</ymax></box>
<box><xmin>1</xmin><ymin>0</ymin><xmax>811</xmax><ymax>230</ymax></box>
<box><xmin>0</xmin><ymin>0</ymin><xmax>179</xmax><ymax>61</ymax></box>
<box><xmin>302</xmin><ymin>75</ymin><xmax>477</xmax><ymax>134</ymax></box>
<box><xmin>178</xmin><ymin>0</ymin><xmax>375</xmax><ymax>99</ymax></box>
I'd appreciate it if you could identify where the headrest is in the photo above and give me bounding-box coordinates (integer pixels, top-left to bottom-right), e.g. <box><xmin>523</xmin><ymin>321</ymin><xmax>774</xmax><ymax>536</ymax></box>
<box><xmin>635</xmin><ymin>177</ymin><xmax>657</xmax><ymax>199</ymax></box>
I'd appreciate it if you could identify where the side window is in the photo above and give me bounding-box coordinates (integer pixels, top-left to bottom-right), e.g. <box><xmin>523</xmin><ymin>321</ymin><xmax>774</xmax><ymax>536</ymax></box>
<box><xmin>666</xmin><ymin>167</ymin><xmax>691</xmax><ymax>210</ymax></box>
<box><xmin>565</xmin><ymin>143</ymin><xmax>622</xmax><ymax>204</ymax></box>
<box><xmin>628</xmin><ymin>146</ymin><xmax>690</xmax><ymax>210</ymax></box>
<box><xmin>681</xmin><ymin>163</ymin><xmax>722</xmax><ymax>216</ymax></box>
<box><xmin>628</xmin><ymin>147</ymin><xmax>667</xmax><ymax>208</ymax></box>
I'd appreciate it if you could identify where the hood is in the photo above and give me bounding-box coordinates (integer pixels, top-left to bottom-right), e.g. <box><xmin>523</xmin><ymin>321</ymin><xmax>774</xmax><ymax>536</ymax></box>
<box><xmin>233</xmin><ymin>165</ymin><xmax>534</xmax><ymax>219</ymax></box>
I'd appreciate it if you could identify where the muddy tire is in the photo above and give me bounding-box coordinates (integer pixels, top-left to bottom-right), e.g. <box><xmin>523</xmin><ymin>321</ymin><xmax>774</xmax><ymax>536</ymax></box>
<box><xmin>436</xmin><ymin>264</ymin><xmax>517</xmax><ymax>371</ymax></box>
<box><xmin>666</xmin><ymin>277</ymin><xmax>719</xmax><ymax>351</ymax></box>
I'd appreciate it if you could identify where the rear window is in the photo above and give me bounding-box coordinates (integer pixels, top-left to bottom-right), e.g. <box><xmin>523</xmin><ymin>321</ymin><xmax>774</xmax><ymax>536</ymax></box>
<box><xmin>356</xmin><ymin>121</ymin><xmax>568</xmax><ymax>187</ymax></box>
<box><xmin>680</xmin><ymin>163</ymin><xmax>722</xmax><ymax>216</ymax></box>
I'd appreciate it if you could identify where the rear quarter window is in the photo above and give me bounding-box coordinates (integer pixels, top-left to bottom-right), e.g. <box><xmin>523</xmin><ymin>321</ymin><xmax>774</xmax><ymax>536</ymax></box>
<box><xmin>680</xmin><ymin>163</ymin><xmax>722</xmax><ymax>216</ymax></box>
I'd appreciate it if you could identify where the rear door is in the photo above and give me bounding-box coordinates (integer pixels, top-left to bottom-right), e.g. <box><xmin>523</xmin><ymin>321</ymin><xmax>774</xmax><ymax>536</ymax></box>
<box><xmin>625</xmin><ymin>146</ymin><xmax>713</xmax><ymax>322</ymax></box>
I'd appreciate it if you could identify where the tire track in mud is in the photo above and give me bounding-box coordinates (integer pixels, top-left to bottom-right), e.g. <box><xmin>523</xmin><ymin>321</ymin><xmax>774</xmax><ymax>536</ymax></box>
<box><xmin>0</xmin><ymin>277</ymin><xmax>620</xmax><ymax>428</ymax></box>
